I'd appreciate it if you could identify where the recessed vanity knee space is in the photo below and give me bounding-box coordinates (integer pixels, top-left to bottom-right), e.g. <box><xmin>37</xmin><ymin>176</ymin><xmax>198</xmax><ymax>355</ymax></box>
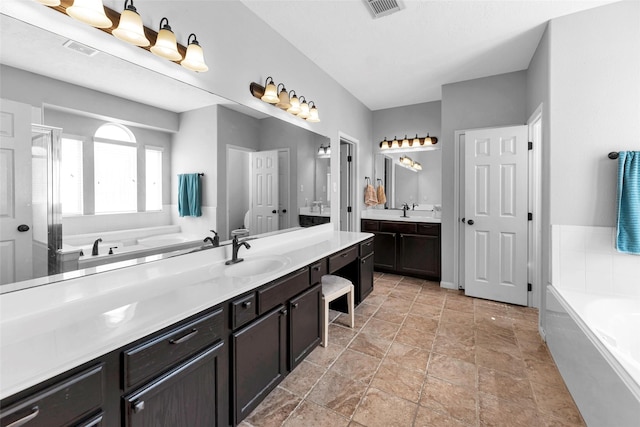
<box><xmin>0</xmin><ymin>226</ymin><xmax>373</xmax><ymax>427</ymax></box>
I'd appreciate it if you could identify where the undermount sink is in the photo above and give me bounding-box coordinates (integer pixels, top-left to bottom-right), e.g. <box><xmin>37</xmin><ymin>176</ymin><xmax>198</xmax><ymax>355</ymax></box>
<box><xmin>224</xmin><ymin>255</ymin><xmax>289</xmax><ymax>278</ymax></box>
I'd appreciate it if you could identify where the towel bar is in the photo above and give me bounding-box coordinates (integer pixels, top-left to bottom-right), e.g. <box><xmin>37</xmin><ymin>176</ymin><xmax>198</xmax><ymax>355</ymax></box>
<box><xmin>608</xmin><ymin>152</ymin><xmax>619</xmax><ymax>159</ymax></box>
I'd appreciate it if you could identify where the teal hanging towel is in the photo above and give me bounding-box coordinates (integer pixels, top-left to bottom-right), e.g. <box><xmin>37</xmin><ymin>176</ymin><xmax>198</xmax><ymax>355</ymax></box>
<box><xmin>616</xmin><ymin>151</ymin><xmax>640</xmax><ymax>255</ymax></box>
<box><xmin>178</xmin><ymin>173</ymin><xmax>202</xmax><ymax>217</ymax></box>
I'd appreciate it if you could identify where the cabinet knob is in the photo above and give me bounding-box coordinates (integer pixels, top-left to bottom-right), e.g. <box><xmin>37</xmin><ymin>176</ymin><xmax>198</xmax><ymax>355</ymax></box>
<box><xmin>133</xmin><ymin>400</ymin><xmax>145</xmax><ymax>413</ymax></box>
<box><xmin>280</xmin><ymin>308</ymin><xmax>288</xmax><ymax>316</ymax></box>
<box><xmin>242</xmin><ymin>301</ymin><xmax>252</xmax><ymax>308</ymax></box>
<box><xmin>292</xmin><ymin>303</ymin><xmax>299</xmax><ymax>309</ymax></box>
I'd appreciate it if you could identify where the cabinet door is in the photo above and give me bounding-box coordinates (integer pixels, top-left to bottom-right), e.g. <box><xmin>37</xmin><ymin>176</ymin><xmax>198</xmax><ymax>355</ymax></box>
<box><xmin>372</xmin><ymin>231</ymin><xmax>396</xmax><ymax>270</ymax></box>
<box><xmin>289</xmin><ymin>284</ymin><xmax>321</xmax><ymax>369</ymax></box>
<box><xmin>123</xmin><ymin>342</ymin><xmax>226</xmax><ymax>427</ymax></box>
<box><xmin>359</xmin><ymin>252</ymin><xmax>374</xmax><ymax>302</ymax></box>
<box><xmin>233</xmin><ymin>306</ymin><xmax>287</xmax><ymax>424</ymax></box>
<box><xmin>397</xmin><ymin>233</ymin><xmax>440</xmax><ymax>279</ymax></box>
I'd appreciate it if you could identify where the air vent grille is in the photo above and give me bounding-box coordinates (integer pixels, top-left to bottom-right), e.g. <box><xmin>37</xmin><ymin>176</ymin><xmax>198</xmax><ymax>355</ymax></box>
<box><xmin>364</xmin><ymin>0</ymin><xmax>402</xmax><ymax>18</ymax></box>
<box><xmin>63</xmin><ymin>40</ymin><xmax>99</xmax><ymax>57</ymax></box>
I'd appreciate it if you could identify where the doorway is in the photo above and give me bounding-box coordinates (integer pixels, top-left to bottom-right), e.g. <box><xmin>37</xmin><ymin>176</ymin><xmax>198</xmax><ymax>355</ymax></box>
<box><xmin>339</xmin><ymin>139</ymin><xmax>354</xmax><ymax>231</ymax></box>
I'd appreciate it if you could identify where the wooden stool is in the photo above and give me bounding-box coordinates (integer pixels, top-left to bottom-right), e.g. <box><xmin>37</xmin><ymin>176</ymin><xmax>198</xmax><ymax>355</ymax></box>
<box><xmin>320</xmin><ymin>275</ymin><xmax>354</xmax><ymax>347</ymax></box>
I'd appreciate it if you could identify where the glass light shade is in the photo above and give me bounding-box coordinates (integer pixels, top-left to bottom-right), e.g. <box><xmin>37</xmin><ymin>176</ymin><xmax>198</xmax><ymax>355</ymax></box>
<box><xmin>298</xmin><ymin>100</ymin><xmax>310</xmax><ymax>119</ymax></box>
<box><xmin>380</xmin><ymin>139</ymin><xmax>389</xmax><ymax>150</ymax></box>
<box><xmin>412</xmin><ymin>135</ymin><xmax>420</xmax><ymax>146</ymax></box>
<box><xmin>391</xmin><ymin>138</ymin><xmax>399</xmax><ymax>149</ymax></box>
<box><xmin>181</xmin><ymin>42</ymin><xmax>208</xmax><ymax>72</ymax></box>
<box><xmin>287</xmin><ymin>95</ymin><xmax>301</xmax><ymax>114</ymax></box>
<box><xmin>413</xmin><ymin>162</ymin><xmax>422</xmax><ymax>170</ymax></box>
<box><xmin>67</xmin><ymin>0</ymin><xmax>113</xmax><ymax>28</ymax></box>
<box><xmin>151</xmin><ymin>25</ymin><xmax>182</xmax><ymax>61</ymax></box>
<box><xmin>261</xmin><ymin>81</ymin><xmax>279</xmax><ymax>103</ymax></box>
<box><xmin>307</xmin><ymin>105</ymin><xmax>320</xmax><ymax>122</ymax></box>
<box><xmin>275</xmin><ymin>88</ymin><xmax>290</xmax><ymax>109</ymax></box>
<box><xmin>424</xmin><ymin>136</ymin><xmax>433</xmax><ymax>145</ymax></box>
<box><xmin>401</xmin><ymin>136</ymin><xmax>410</xmax><ymax>148</ymax></box>
<box><xmin>113</xmin><ymin>8</ymin><xmax>149</xmax><ymax>47</ymax></box>
<box><xmin>37</xmin><ymin>0</ymin><xmax>61</xmax><ymax>6</ymax></box>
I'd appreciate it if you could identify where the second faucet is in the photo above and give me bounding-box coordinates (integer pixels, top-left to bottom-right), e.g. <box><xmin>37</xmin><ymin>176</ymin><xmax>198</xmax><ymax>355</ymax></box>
<box><xmin>225</xmin><ymin>235</ymin><xmax>251</xmax><ymax>265</ymax></box>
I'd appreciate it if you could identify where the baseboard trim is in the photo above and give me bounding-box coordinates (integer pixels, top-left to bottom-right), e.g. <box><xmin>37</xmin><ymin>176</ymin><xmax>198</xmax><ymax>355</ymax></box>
<box><xmin>440</xmin><ymin>281</ymin><xmax>458</xmax><ymax>290</ymax></box>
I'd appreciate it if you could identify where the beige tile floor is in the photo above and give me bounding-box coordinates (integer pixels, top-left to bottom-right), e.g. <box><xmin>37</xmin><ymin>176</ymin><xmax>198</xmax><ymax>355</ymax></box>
<box><xmin>240</xmin><ymin>273</ymin><xmax>585</xmax><ymax>427</ymax></box>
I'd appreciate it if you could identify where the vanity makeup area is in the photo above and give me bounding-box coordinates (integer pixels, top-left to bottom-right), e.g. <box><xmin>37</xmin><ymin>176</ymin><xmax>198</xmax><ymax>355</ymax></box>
<box><xmin>0</xmin><ymin>7</ymin><xmax>373</xmax><ymax>427</ymax></box>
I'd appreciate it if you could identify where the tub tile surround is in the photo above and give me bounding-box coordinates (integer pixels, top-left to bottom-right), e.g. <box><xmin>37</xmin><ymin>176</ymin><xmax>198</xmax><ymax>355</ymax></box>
<box><xmin>0</xmin><ymin>224</ymin><xmax>371</xmax><ymax>400</ymax></box>
<box><xmin>242</xmin><ymin>273</ymin><xmax>585</xmax><ymax>427</ymax></box>
<box><xmin>552</xmin><ymin>225</ymin><xmax>640</xmax><ymax>297</ymax></box>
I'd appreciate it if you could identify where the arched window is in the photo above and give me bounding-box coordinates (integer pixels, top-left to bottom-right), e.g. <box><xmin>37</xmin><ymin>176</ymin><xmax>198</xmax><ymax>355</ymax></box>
<box><xmin>94</xmin><ymin>122</ymin><xmax>136</xmax><ymax>143</ymax></box>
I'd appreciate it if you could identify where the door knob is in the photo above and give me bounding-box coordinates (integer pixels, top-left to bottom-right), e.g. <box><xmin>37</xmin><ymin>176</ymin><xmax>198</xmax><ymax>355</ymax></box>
<box><xmin>461</xmin><ymin>218</ymin><xmax>466</xmax><ymax>223</ymax></box>
<box><xmin>17</xmin><ymin>224</ymin><xmax>30</xmax><ymax>232</ymax></box>
<box><xmin>467</xmin><ymin>220</ymin><xmax>474</xmax><ymax>225</ymax></box>
<box><xmin>272</xmin><ymin>210</ymin><xmax>277</xmax><ymax>214</ymax></box>
<box><xmin>282</xmin><ymin>209</ymin><xmax>287</xmax><ymax>213</ymax></box>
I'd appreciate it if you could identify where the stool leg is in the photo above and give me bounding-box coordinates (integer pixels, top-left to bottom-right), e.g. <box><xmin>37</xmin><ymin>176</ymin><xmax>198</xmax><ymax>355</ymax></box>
<box><xmin>321</xmin><ymin>297</ymin><xmax>328</xmax><ymax>347</ymax></box>
<box><xmin>348</xmin><ymin>285</ymin><xmax>355</xmax><ymax>328</ymax></box>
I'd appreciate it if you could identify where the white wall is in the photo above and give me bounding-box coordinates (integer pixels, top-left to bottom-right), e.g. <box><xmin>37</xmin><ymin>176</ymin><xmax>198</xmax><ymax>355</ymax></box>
<box><xmin>548</xmin><ymin>0</ymin><xmax>640</xmax><ymax>227</ymax></box>
<box><xmin>440</xmin><ymin>71</ymin><xmax>528</xmax><ymax>286</ymax></box>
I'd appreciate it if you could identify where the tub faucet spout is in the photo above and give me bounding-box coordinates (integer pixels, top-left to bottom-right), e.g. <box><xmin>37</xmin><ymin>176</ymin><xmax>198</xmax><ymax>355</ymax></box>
<box><xmin>92</xmin><ymin>238</ymin><xmax>102</xmax><ymax>256</ymax></box>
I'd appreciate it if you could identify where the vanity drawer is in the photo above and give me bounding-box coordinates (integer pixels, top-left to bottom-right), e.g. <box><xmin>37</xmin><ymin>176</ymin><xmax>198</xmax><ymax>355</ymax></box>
<box><xmin>258</xmin><ymin>267</ymin><xmax>310</xmax><ymax>315</ymax></box>
<box><xmin>360</xmin><ymin>238</ymin><xmax>374</xmax><ymax>258</ymax></box>
<box><xmin>309</xmin><ymin>259</ymin><xmax>327</xmax><ymax>285</ymax></box>
<box><xmin>231</xmin><ymin>293</ymin><xmax>257</xmax><ymax>330</ymax></box>
<box><xmin>380</xmin><ymin>221</ymin><xmax>417</xmax><ymax>234</ymax></box>
<box><xmin>361</xmin><ymin>220</ymin><xmax>379</xmax><ymax>232</ymax></box>
<box><xmin>123</xmin><ymin>307</ymin><xmax>224</xmax><ymax>389</ymax></box>
<box><xmin>0</xmin><ymin>364</ymin><xmax>104</xmax><ymax>427</ymax></box>
<box><xmin>417</xmin><ymin>223</ymin><xmax>440</xmax><ymax>236</ymax></box>
<box><xmin>328</xmin><ymin>245</ymin><xmax>358</xmax><ymax>273</ymax></box>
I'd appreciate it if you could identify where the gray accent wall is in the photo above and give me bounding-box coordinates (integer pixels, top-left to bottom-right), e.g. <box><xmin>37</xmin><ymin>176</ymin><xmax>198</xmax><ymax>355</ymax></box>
<box><xmin>440</xmin><ymin>71</ymin><xmax>528</xmax><ymax>286</ymax></box>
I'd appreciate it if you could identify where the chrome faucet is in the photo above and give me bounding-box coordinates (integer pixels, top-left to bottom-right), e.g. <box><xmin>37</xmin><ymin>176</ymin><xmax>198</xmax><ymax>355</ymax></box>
<box><xmin>203</xmin><ymin>229</ymin><xmax>219</xmax><ymax>247</ymax></box>
<box><xmin>225</xmin><ymin>235</ymin><xmax>251</xmax><ymax>265</ymax></box>
<box><xmin>91</xmin><ymin>238</ymin><xmax>102</xmax><ymax>256</ymax></box>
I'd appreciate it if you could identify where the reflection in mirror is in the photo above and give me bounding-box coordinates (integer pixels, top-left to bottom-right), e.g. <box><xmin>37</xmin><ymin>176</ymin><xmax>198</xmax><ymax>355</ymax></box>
<box><xmin>374</xmin><ymin>150</ymin><xmax>442</xmax><ymax>210</ymax></box>
<box><xmin>0</xmin><ymin>15</ymin><xmax>330</xmax><ymax>291</ymax></box>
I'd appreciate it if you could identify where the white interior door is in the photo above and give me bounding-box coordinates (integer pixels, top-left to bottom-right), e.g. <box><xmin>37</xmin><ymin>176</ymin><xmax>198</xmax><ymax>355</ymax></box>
<box><xmin>464</xmin><ymin>125</ymin><xmax>528</xmax><ymax>305</ymax></box>
<box><xmin>0</xmin><ymin>99</ymin><xmax>33</xmax><ymax>285</ymax></box>
<box><xmin>277</xmin><ymin>150</ymin><xmax>290</xmax><ymax>230</ymax></box>
<box><xmin>250</xmin><ymin>150</ymin><xmax>279</xmax><ymax>235</ymax></box>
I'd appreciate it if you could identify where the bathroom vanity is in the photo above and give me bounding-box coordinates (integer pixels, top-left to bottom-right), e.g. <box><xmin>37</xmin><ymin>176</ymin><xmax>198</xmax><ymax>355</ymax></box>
<box><xmin>0</xmin><ymin>226</ymin><xmax>373</xmax><ymax>427</ymax></box>
<box><xmin>361</xmin><ymin>214</ymin><xmax>441</xmax><ymax>281</ymax></box>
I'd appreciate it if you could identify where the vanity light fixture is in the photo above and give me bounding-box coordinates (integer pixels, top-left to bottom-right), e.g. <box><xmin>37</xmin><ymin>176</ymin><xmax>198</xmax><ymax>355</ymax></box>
<box><xmin>317</xmin><ymin>144</ymin><xmax>331</xmax><ymax>158</ymax></box>
<box><xmin>261</xmin><ymin>77</ymin><xmax>279</xmax><ymax>103</ymax></box>
<box><xmin>181</xmin><ymin>33</ymin><xmax>209</xmax><ymax>72</ymax></box>
<box><xmin>150</xmin><ymin>17</ymin><xmax>182</xmax><ymax>61</ymax></box>
<box><xmin>36</xmin><ymin>0</ymin><xmax>61</xmax><ymax>6</ymax></box>
<box><xmin>297</xmin><ymin>96</ymin><xmax>310</xmax><ymax>119</ymax></box>
<box><xmin>398</xmin><ymin>155</ymin><xmax>421</xmax><ymax>172</ymax></box>
<box><xmin>379</xmin><ymin>133</ymin><xmax>439</xmax><ymax>150</ymax></box>
<box><xmin>249</xmin><ymin>80</ymin><xmax>320</xmax><ymax>122</ymax></box>
<box><xmin>307</xmin><ymin>101</ymin><xmax>320</xmax><ymax>122</ymax></box>
<box><xmin>66</xmin><ymin>0</ymin><xmax>113</xmax><ymax>28</ymax></box>
<box><xmin>287</xmin><ymin>91</ymin><xmax>301</xmax><ymax>114</ymax></box>
<box><xmin>112</xmin><ymin>0</ymin><xmax>150</xmax><ymax>47</ymax></box>
<box><xmin>275</xmin><ymin>84</ymin><xmax>291</xmax><ymax>109</ymax></box>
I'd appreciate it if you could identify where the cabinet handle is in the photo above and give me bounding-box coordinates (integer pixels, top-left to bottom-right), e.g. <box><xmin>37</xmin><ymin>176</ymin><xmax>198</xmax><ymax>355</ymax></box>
<box><xmin>400</xmin><ymin>234</ymin><xmax>404</xmax><ymax>238</ymax></box>
<box><xmin>169</xmin><ymin>328</ymin><xmax>198</xmax><ymax>345</ymax></box>
<box><xmin>292</xmin><ymin>303</ymin><xmax>299</xmax><ymax>308</ymax></box>
<box><xmin>242</xmin><ymin>301</ymin><xmax>252</xmax><ymax>308</ymax></box>
<box><xmin>82</xmin><ymin>414</ymin><xmax>104</xmax><ymax>427</ymax></box>
<box><xmin>312</xmin><ymin>266</ymin><xmax>320</xmax><ymax>271</ymax></box>
<box><xmin>365</xmin><ymin>242</ymin><xmax>372</xmax><ymax>246</ymax></box>
<box><xmin>340</xmin><ymin>253</ymin><xmax>348</xmax><ymax>258</ymax></box>
<box><xmin>361</xmin><ymin>259</ymin><xmax>366</xmax><ymax>264</ymax></box>
<box><xmin>6</xmin><ymin>406</ymin><xmax>39</xmax><ymax>427</ymax></box>
<box><xmin>133</xmin><ymin>400</ymin><xmax>145</xmax><ymax>413</ymax></box>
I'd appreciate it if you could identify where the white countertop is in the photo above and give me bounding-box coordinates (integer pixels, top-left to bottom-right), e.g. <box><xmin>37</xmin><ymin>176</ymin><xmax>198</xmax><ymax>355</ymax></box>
<box><xmin>0</xmin><ymin>225</ymin><xmax>372</xmax><ymax>400</ymax></box>
<box><xmin>361</xmin><ymin>209</ymin><xmax>441</xmax><ymax>223</ymax></box>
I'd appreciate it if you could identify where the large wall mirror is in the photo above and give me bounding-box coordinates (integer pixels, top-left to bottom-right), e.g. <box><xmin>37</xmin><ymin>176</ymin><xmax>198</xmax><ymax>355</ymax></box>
<box><xmin>0</xmin><ymin>13</ymin><xmax>330</xmax><ymax>292</ymax></box>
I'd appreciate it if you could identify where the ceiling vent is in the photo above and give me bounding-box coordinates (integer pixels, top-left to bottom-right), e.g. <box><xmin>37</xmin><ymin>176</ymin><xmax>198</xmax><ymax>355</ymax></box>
<box><xmin>63</xmin><ymin>40</ymin><xmax>99</xmax><ymax>57</ymax></box>
<box><xmin>364</xmin><ymin>0</ymin><xmax>402</xmax><ymax>19</ymax></box>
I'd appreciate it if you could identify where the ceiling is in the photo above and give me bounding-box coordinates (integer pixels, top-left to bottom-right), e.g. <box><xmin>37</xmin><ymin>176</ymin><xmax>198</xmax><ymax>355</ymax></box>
<box><xmin>239</xmin><ymin>0</ymin><xmax>616</xmax><ymax>111</ymax></box>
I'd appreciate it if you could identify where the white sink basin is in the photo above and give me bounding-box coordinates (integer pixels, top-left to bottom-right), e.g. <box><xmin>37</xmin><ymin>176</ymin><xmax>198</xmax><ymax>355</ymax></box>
<box><xmin>224</xmin><ymin>256</ymin><xmax>289</xmax><ymax>278</ymax></box>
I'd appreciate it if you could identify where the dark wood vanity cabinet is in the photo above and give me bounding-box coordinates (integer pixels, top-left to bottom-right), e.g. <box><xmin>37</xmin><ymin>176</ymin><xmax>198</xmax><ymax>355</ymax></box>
<box><xmin>289</xmin><ymin>284</ymin><xmax>322</xmax><ymax>369</ymax></box>
<box><xmin>362</xmin><ymin>219</ymin><xmax>441</xmax><ymax>280</ymax></box>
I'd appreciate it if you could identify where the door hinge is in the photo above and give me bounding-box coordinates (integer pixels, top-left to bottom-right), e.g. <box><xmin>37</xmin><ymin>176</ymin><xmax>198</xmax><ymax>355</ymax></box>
<box><xmin>528</xmin><ymin>141</ymin><xmax>533</xmax><ymax>150</ymax></box>
<box><xmin>528</xmin><ymin>212</ymin><xmax>533</xmax><ymax>221</ymax></box>
<box><xmin>527</xmin><ymin>283</ymin><xmax>532</xmax><ymax>292</ymax></box>
<box><xmin>347</xmin><ymin>155</ymin><xmax>352</xmax><ymax>162</ymax></box>
<box><xmin>347</xmin><ymin>206</ymin><xmax>352</xmax><ymax>213</ymax></box>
